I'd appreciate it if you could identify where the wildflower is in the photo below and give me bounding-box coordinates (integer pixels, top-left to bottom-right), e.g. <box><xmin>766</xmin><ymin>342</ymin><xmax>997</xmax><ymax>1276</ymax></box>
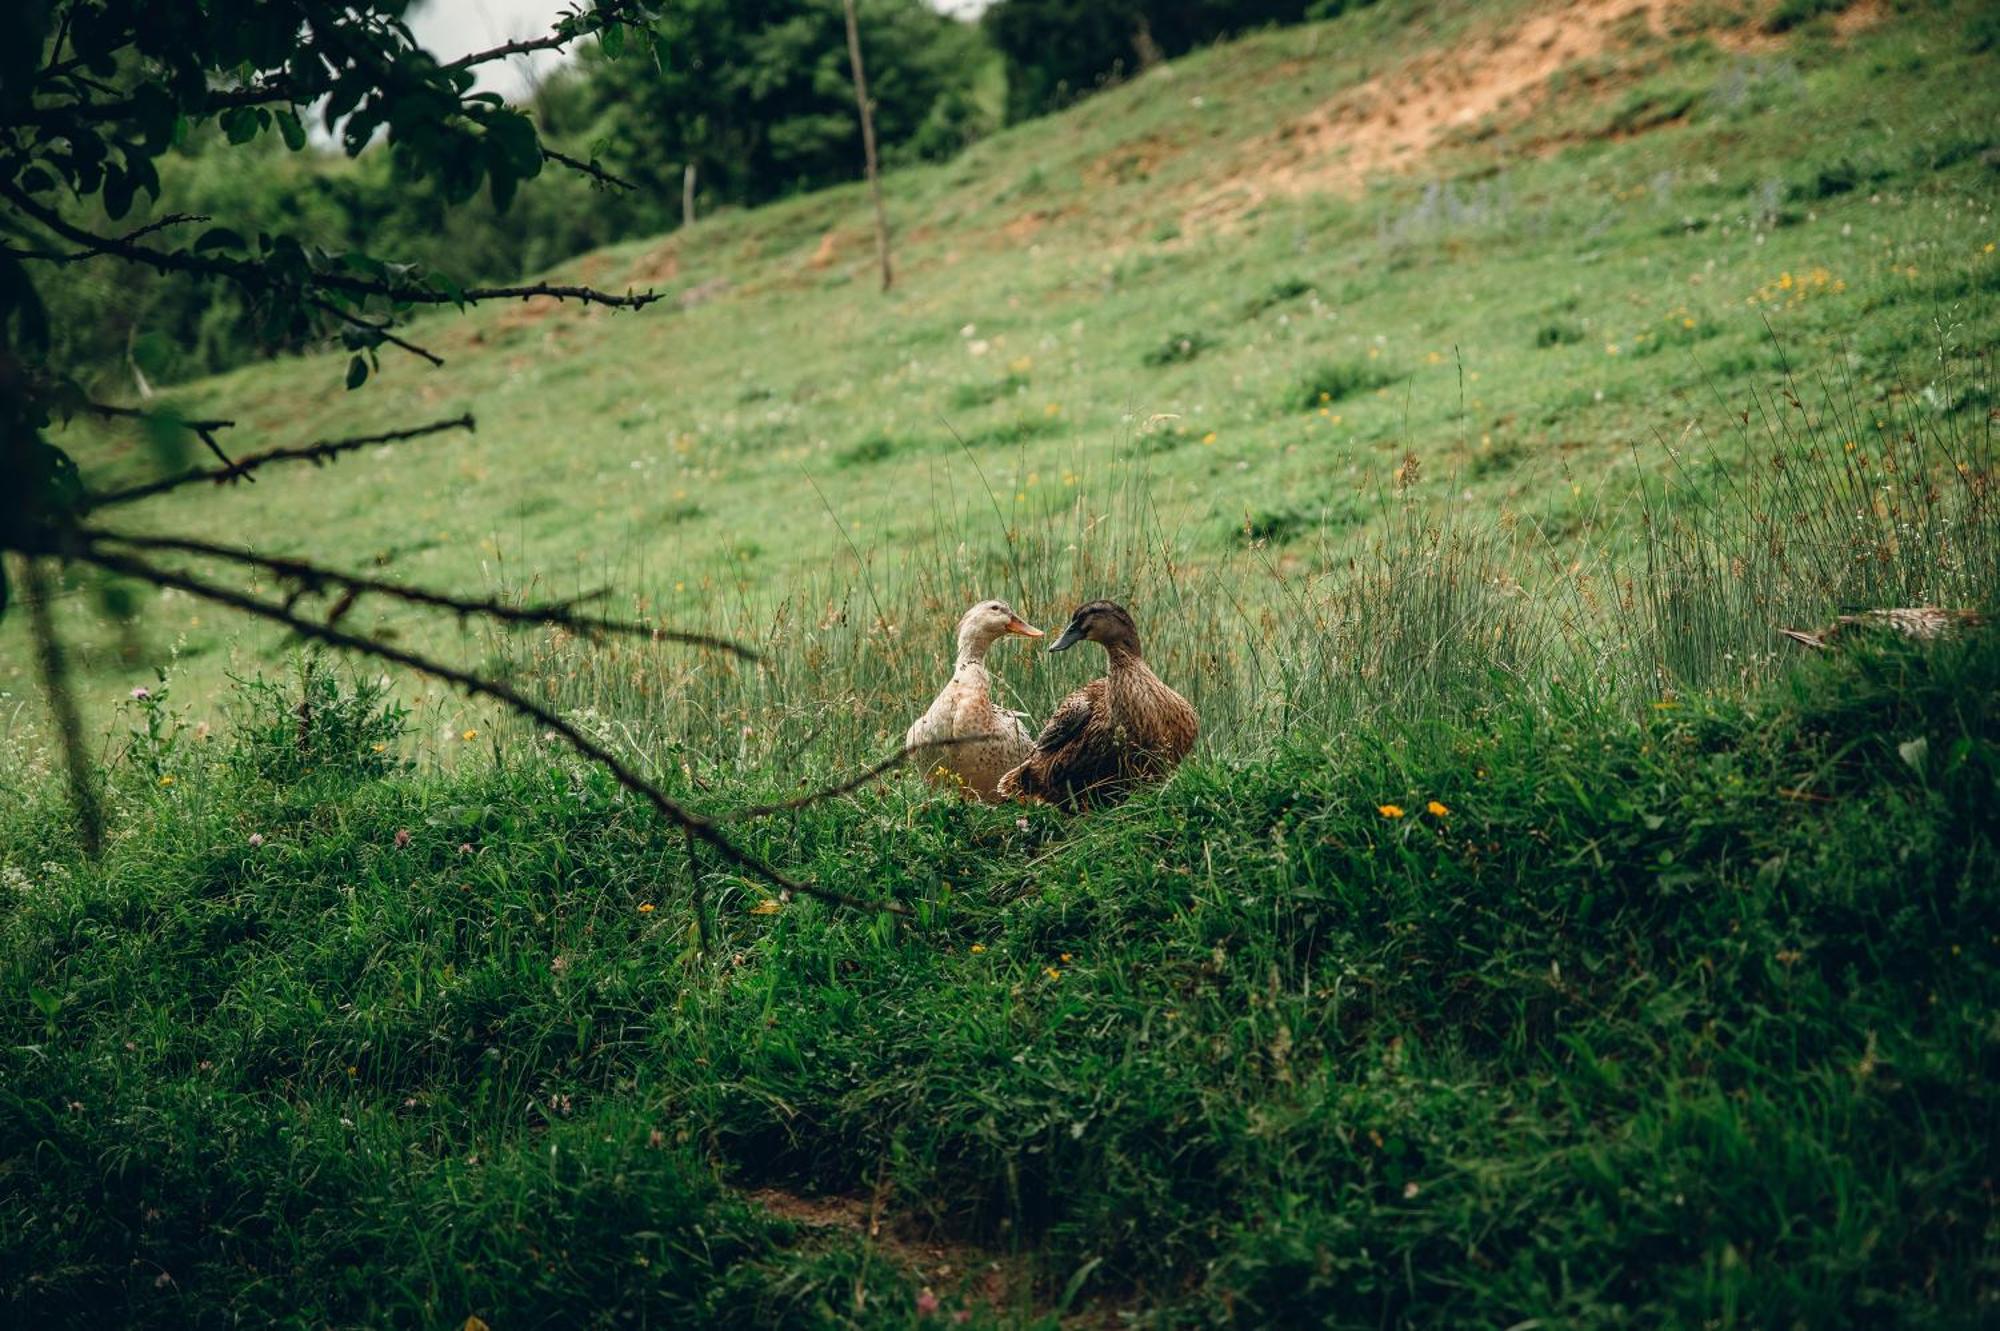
<box><xmin>1015</xmin><ymin>817</ymin><xmax>1029</xmax><ymax>831</ymax></box>
<box><xmin>346</xmin><ymin>1065</ymin><xmax>358</xmax><ymax>1078</ymax></box>
<box><xmin>1044</xmin><ymin>967</ymin><xmax>1062</xmax><ymax>981</ymax></box>
<box><xmin>1044</xmin><ymin>402</ymin><xmax>1062</xmax><ymax>416</ymax></box>
<box><xmin>247</xmin><ymin>833</ymin><xmax>265</xmax><ymax>848</ymax></box>
<box><xmin>637</xmin><ymin>903</ymin><xmax>656</xmax><ymax>914</ymax></box>
<box><xmin>372</xmin><ymin>742</ymin><xmax>388</xmax><ymax>753</ymax></box>
<box><xmin>1427</xmin><ymin>800</ymin><xmax>1450</xmax><ymax>817</ymax></box>
<box><xmin>1201</xmin><ymin>431</ymin><xmax>1217</xmax><ymax>445</ymax></box>
<box><xmin>461</xmin><ymin>729</ymin><xmax>478</xmax><ymax>741</ymax></box>
<box><xmin>1403</xmin><ymin>1181</ymin><xmax>1421</xmax><ymax>1200</ymax></box>
<box><xmin>158</xmin><ymin>774</ymin><xmax>175</xmax><ymax>787</ymax></box>
<box><xmin>130</xmin><ymin>686</ymin><xmax>151</xmax><ymax>701</ymax></box>
<box><xmin>1319</xmin><ymin>390</ymin><xmax>1331</xmax><ymax>402</ymax></box>
<box><xmin>1681</xmin><ymin>317</ymin><xmax>1696</xmax><ymax>329</ymax></box>
<box><xmin>1060</xmin><ymin>952</ymin><xmax>1073</xmax><ymax>963</ymax></box>
<box><xmin>394</xmin><ymin>828</ymin><xmax>411</xmax><ymax>849</ymax></box>
<box><xmin>1652</xmin><ymin>700</ymin><xmax>1679</xmax><ymax>710</ymax></box>
<box><xmin>916</xmin><ymin>1288</ymin><xmax>941</xmax><ymax>1317</ymax></box>
<box><xmin>749</xmin><ymin>898</ymin><xmax>782</xmax><ymax>916</ymax></box>
<box><xmin>457</xmin><ymin>843</ymin><xmax>473</xmax><ymax>856</ymax></box>
<box><xmin>1378</xmin><ymin>804</ymin><xmax>1405</xmax><ymax>819</ymax></box>
<box><xmin>1605</xmin><ymin>343</ymin><xmax>1620</xmax><ymax>355</ymax></box>
<box><xmin>970</xmin><ymin>944</ymin><xmax>987</xmax><ymax>954</ymax></box>
<box><xmin>1986</xmin><ymin>242</ymin><xmax>1996</xmax><ymax>254</ymax></box>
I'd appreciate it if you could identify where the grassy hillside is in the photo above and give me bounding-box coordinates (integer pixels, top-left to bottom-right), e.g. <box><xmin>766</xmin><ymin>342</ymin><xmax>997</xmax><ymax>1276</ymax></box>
<box><xmin>3</xmin><ymin>0</ymin><xmax>1999</xmax><ymax>1325</ymax></box>
<box><xmin>6</xmin><ymin>0</ymin><xmax>1997</xmax><ymax>753</ymax></box>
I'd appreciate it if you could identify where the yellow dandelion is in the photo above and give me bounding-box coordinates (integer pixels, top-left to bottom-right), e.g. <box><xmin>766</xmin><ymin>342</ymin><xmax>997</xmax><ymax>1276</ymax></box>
<box><xmin>1605</xmin><ymin>343</ymin><xmax>1620</xmax><ymax>356</ymax></box>
<box><xmin>749</xmin><ymin>899</ymin><xmax>782</xmax><ymax>916</ymax></box>
<box><xmin>1427</xmin><ymin>800</ymin><xmax>1450</xmax><ymax>817</ymax></box>
<box><xmin>461</xmin><ymin>729</ymin><xmax>478</xmax><ymax>741</ymax></box>
<box><xmin>1319</xmin><ymin>390</ymin><xmax>1331</xmax><ymax>402</ymax></box>
<box><xmin>1060</xmin><ymin>952</ymin><xmax>1073</xmax><ymax>962</ymax></box>
<box><xmin>1044</xmin><ymin>402</ymin><xmax>1062</xmax><ymax>416</ymax></box>
<box><xmin>1985</xmin><ymin>242</ymin><xmax>1996</xmax><ymax>254</ymax></box>
<box><xmin>970</xmin><ymin>943</ymin><xmax>987</xmax><ymax>954</ymax></box>
<box><xmin>372</xmin><ymin>742</ymin><xmax>388</xmax><ymax>753</ymax></box>
<box><xmin>1681</xmin><ymin>317</ymin><xmax>1695</xmax><ymax>329</ymax></box>
<box><xmin>1378</xmin><ymin>804</ymin><xmax>1405</xmax><ymax>819</ymax></box>
<box><xmin>1044</xmin><ymin>967</ymin><xmax>1062</xmax><ymax>981</ymax></box>
<box><xmin>1201</xmin><ymin>431</ymin><xmax>1217</xmax><ymax>445</ymax></box>
<box><xmin>637</xmin><ymin>903</ymin><xmax>656</xmax><ymax>914</ymax></box>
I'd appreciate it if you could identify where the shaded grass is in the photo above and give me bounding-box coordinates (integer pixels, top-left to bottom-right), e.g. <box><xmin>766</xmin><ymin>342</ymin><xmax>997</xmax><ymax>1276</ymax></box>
<box><xmin>2</xmin><ymin>627</ymin><xmax>1995</xmax><ymax>1326</ymax></box>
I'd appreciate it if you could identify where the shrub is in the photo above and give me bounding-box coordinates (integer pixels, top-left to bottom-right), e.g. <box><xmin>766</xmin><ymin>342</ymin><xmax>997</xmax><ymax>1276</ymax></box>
<box><xmin>1142</xmin><ymin>330</ymin><xmax>1217</xmax><ymax>367</ymax></box>
<box><xmin>1291</xmin><ymin>359</ymin><xmax>1397</xmax><ymax>409</ymax></box>
<box><xmin>224</xmin><ymin>653</ymin><xmax>408</xmax><ymax>784</ymax></box>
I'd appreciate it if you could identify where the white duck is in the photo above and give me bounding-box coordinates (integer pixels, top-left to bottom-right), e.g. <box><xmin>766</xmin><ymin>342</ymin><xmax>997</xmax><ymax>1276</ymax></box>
<box><xmin>905</xmin><ymin>599</ymin><xmax>1044</xmax><ymax>801</ymax></box>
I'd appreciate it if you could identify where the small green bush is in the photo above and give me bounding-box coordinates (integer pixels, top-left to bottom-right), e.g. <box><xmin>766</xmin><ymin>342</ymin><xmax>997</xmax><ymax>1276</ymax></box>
<box><xmin>1142</xmin><ymin>330</ymin><xmax>1218</xmax><ymax>367</ymax></box>
<box><xmin>1291</xmin><ymin>359</ymin><xmax>1397</xmax><ymax>409</ymax></box>
<box><xmin>224</xmin><ymin>654</ymin><xmax>407</xmax><ymax>784</ymax></box>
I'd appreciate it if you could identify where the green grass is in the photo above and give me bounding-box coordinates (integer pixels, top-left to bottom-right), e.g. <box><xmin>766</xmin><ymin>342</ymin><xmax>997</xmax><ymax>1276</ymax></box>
<box><xmin>5</xmin><ymin>0</ymin><xmax>2000</xmax><ymax>1322</ymax></box>
<box><xmin>3</xmin><ymin>624</ymin><xmax>1996</xmax><ymax>1325</ymax></box>
<box><xmin>7</xmin><ymin>0</ymin><xmax>1997</xmax><ymax>751</ymax></box>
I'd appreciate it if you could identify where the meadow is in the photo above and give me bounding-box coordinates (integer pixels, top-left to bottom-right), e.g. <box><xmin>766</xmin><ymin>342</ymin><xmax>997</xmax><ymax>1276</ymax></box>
<box><xmin>3</xmin><ymin>0</ymin><xmax>1999</xmax><ymax>1325</ymax></box>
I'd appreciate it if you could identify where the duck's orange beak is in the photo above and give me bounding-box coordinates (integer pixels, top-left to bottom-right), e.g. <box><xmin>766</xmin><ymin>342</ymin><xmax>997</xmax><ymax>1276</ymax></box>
<box><xmin>1006</xmin><ymin>615</ymin><xmax>1045</xmax><ymax>638</ymax></box>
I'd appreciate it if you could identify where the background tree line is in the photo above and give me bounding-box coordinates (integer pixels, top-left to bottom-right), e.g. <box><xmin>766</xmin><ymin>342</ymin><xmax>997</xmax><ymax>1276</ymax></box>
<box><xmin>34</xmin><ymin>0</ymin><xmax>1342</xmax><ymax>396</ymax></box>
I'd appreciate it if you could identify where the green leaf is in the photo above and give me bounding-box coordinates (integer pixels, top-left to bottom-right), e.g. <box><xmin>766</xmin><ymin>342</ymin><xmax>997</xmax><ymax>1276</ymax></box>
<box><xmin>600</xmin><ymin>21</ymin><xmax>626</xmax><ymax>60</ymax></box>
<box><xmin>276</xmin><ymin>108</ymin><xmax>307</xmax><ymax>151</ymax></box>
<box><xmin>345</xmin><ymin>354</ymin><xmax>369</xmax><ymax>390</ymax></box>
<box><xmin>220</xmin><ymin>106</ymin><xmax>260</xmax><ymax>145</ymax></box>
<box><xmin>28</xmin><ymin>986</ymin><xmax>61</xmax><ymax>1020</ymax></box>
<box><xmin>194</xmin><ymin>227</ymin><xmax>246</xmax><ymax>253</ymax></box>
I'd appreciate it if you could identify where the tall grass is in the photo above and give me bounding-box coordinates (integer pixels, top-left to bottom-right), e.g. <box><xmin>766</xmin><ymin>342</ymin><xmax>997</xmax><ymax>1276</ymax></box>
<box><xmin>476</xmin><ymin>346</ymin><xmax>1997</xmax><ymax>794</ymax></box>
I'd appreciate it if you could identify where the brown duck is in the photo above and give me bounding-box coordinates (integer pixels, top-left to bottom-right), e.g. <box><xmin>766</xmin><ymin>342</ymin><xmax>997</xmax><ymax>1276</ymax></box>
<box><xmin>997</xmin><ymin>600</ymin><xmax>1198</xmax><ymax>810</ymax></box>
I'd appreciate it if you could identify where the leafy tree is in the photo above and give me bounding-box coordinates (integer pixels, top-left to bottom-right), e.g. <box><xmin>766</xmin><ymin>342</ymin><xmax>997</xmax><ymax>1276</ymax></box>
<box><xmin>577</xmin><ymin>0</ymin><xmax>990</xmax><ymax>210</ymax></box>
<box><xmin>983</xmin><ymin>0</ymin><xmax>1322</xmax><ymax>122</ymax></box>
<box><xmin>0</xmin><ymin>0</ymin><xmax>918</xmax><ymax>908</ymax></box>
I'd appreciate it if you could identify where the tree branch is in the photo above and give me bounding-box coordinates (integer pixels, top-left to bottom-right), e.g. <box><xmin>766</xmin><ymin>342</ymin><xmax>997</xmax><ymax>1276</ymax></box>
<box><xmin>85</xmin><ymin>529</ymin><xmax>761</xmax><ymax>661</ymax></box>
<box><xmin>542</xmin><ymin>146</ymin><xmax>636</xmax><ymax>192</ymax></box>
<box><xmin>79</xmin><ymin>413</ymin><xmax>475</xmax><ymax>511</ymax></box>
<box><xmin>721</xmin><ymin>738</ymin><xmax>973</xmax><ymax>820</ymax></box>
<box><xmin>3</xmin><ymin>181</ymin><xmax>664</xmax><ymax>311</ymax></box>
<box><xmin>76</xmin><ymin>544</ymin><xmax>903</xmax><ymax>914</ymax></box>
<box><xmin>310</xmin><ymin>298</ymin><xmax>445</xmax><ymax>368</ymax></box>
<box><xmin>83</xmin><ymin>401</ymin><xmax>247</xmax><ymax>480</ymax></box>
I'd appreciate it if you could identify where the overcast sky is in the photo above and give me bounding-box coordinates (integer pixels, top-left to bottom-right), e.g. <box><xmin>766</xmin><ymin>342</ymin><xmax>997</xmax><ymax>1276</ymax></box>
<box><xmin>407</xmin><ymin>0</ymin><xmax>989</xmax><ymax>103</ymax></box>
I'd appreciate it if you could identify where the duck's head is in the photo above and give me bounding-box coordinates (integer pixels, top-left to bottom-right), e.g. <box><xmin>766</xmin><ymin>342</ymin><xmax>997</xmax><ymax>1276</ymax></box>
<box><xmin>1048</xmin><ymin>600</ymin><xmax>1140</xmax><ymax>655</ymax></box>
<box><xmin>957</xmin><ymin>599</ymin><xmax>1043</xmax><ymax>653</ymax></box>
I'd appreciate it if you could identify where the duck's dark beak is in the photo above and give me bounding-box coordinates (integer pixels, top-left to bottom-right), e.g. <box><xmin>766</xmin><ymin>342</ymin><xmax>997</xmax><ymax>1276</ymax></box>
<box><xmin>1047</xmin><ymin>622</ymin><xmax>1085</xmax><ymax>653</ymax></box>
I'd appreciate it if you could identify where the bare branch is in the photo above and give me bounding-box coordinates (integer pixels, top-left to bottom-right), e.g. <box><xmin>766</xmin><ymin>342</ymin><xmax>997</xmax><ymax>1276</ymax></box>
<box><xmin>722</xmin><ymin>738</ymin><xmax>973</xmax><ymax>820</ymax></box>
<box><xmin>119</xmin><ymin>213</ymin><xmax>211</xmax><ymax>244</ymax></box>
<box><xmin>310</xmin><ymin>298</ymin><xmax>445</xmax><ymax>368</ymax></box>
<box><xmin>2</xmin><ymin>182</ymin><xmax>664</xmax><ymax>311</ymax></box>
<box><xmin>82</xmin><ymin>401</ymin><xmax>248</xmax><ymax>480</ymax></box>
<box><xmin>79</xmin><ymin>414</ymin><xmax>475</xmax><ymax>511</ymax></box>
<box><xmin>542</xmin><ymin>146</ymin><xmax>636</xmax><ymax>192</ymax></box>
<box><xmin>76</xmin><ymin>545</ymin><xmax>905</xmax><ymax>915</ymax></box>
<box><xmin>86</xmin><ymin>529</ymin><xmax>761</xmax><ymax>661</ymax></box>
<box><xmin>20</xmin><ymin>558</ymin><xmax>104</xmax><ymax>856</ymax></box>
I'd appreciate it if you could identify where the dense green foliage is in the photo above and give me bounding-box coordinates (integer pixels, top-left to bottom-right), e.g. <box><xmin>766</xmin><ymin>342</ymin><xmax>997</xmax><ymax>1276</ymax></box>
<box><xmin>2</xmin><ymin>630</ymin><xmax>1995</xmax><ymax>1325</ymax></box>
<box><xmin>577</xmin><ymin>0</ymin><xmax>992</xmax><ymax>209</ymax></box>
<box><xmin>983</xmin><ymin>0</ymin><xmax>1324</xmax><ymax>121</ymax></box>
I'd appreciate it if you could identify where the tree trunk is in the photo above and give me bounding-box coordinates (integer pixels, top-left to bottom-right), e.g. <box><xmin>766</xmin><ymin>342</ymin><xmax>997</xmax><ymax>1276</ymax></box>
<box><xmin>841</xmin><ymin>0</ymin><xmax>893</xmax><ymax>293</ymax></box>
<box><xmin>681</xmin><ymin>162</ymin><xmax>696</xmax><ymax>229</ymax></box>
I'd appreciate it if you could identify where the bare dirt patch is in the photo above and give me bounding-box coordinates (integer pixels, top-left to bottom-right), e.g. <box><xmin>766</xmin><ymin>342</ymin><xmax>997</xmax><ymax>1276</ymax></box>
<box><xmin>746</xmin><ymin>1185</ymin><xmax>1025</xmax><ymax>1318</ymax></box>
<box><xmin>1180</xmin><ymin>0</ymin><xmax>1778</xmax><ymax>233</ymax></box>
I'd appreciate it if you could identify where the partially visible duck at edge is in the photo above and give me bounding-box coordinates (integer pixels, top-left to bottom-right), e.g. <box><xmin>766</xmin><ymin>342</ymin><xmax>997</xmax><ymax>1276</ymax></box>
<box><xmin>998</xmin><ymin>600</ymin><xmax>1198</xmax><ymax>811</ymax></box>
<box><xmin>906</xmin><ymin>599</ymin><xmax>1044</xmax><ymax>802</ymax></box>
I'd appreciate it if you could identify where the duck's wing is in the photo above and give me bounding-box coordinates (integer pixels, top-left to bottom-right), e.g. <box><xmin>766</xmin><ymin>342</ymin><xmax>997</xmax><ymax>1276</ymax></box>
<box><xmin>1029</xmin><ymin>681</ymin><xmax>1102</xmax><ymax>754</ymax></box>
